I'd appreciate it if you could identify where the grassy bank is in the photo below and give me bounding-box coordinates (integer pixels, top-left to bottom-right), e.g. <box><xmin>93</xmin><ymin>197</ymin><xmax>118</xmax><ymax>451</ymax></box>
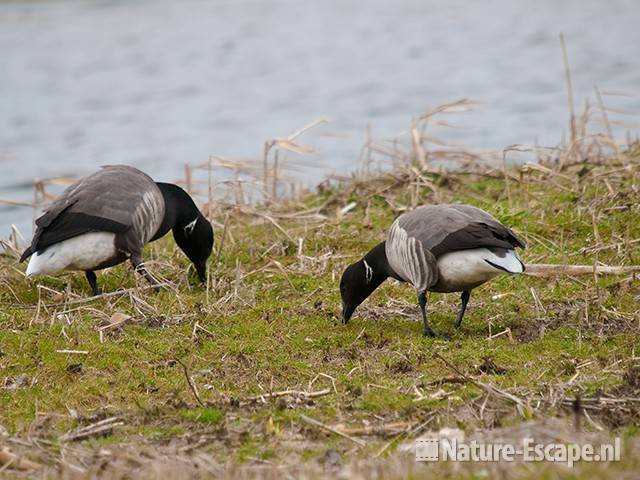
<box><xmin>1</xmin><ymin>143</ymin><xmax>639</xmax><ymax>478</ymax></box>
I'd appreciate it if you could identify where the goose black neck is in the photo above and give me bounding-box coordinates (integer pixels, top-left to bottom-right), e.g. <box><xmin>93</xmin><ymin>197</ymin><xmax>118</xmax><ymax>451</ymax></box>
<box><xmin>363</xmin><ymin>241</ymin><xmax>398</xmax><ymax>284</ymax></box>
<box><xmin>152</xmin><ymin>183</ymin><xmax>201</xmax><ymax>241</ymax></box>
<box><xmin>341</xmin><ymin>241</ymin><xmax>398</xmax><ymax>323</ymax></box>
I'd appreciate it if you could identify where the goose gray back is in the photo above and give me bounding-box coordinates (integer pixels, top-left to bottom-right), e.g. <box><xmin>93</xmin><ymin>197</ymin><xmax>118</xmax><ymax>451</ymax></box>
<box><xmin>20</xmin><ymin>165</ymin><xmax>214</xmax><ymax>295</ymax></box>
<box><xmin>340</xmin><ymin>203</ymin><xmax>525</xmax><ymax>337</ymax></box>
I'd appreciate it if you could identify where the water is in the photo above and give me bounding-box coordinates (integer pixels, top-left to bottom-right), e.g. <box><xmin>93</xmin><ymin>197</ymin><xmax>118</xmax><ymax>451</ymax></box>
<box><xmin>2</xmin><ymin>0</ymin><xmax>640</xmax><ymax>236</ymax></box>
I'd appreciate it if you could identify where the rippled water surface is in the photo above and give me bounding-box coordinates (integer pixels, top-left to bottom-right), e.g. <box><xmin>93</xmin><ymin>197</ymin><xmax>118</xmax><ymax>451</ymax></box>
<box><xmin>1</xmin><ymin>0</ymin><xmax>639</xmax><ymax>232</ymax></box>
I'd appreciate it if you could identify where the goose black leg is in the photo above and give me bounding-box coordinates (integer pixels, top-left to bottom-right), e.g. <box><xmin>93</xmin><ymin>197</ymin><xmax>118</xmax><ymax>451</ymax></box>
<box><xmin>418</xmin><ymin>291</ymin><xmax>437</xmax><ymax>337</ymax></box>
<box><xmin>130</xmin><ymin>254</ymin><xmax>160</xmax><ymax>290</ymax></box>
<box><xmin>85</xmin><ymin>271</ymin><xmax>101</xmax><ymax>296</ymax></box>
<box><xmin>455</xmin><ymin>290</ymin><xmax>471</xmax><ymax>328</ymax></box>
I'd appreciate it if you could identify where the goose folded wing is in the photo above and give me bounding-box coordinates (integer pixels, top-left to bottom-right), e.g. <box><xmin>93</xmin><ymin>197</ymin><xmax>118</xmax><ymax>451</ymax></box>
<box><xmin>430</xmin><ymin>221</ymin><xmax>525</xmax><ymax>258</ymax></box>
<box><xmin>20</xmin><ymin>208</ymin><xmax>130</xmax><ymax>261</ymax></box>
<box><xmin>396</xmin><ymin>205</ymin><xmax>525</xmax><ymax>259</ymax></box>
<box><xmin>20</xmin><ymin>167</ymin><xmax>156</xmax><ymax>261</ymax></box>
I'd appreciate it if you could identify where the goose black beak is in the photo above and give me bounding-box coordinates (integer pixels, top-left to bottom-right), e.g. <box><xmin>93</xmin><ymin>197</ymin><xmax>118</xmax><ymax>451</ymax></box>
<box><xmin>342</xmin><ymin>301</ymin><xmax>355</xmax><ymax>324</ymax></box>
<box><xmin>195</xmin><ymin>261</ymin><xmax>207</xmax><ymax>283</ymax></box>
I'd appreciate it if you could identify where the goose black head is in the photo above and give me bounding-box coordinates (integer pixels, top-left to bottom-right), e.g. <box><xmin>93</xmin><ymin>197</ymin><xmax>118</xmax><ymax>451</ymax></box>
<box><xmin>155</xmin><ymin>182</ymin><xmax>214</xmax><ymax>284</ymax></box>
<box><xmin>340</xmin><ymin>261</ymin><xmax>372</xmax><ymax>323</ymax></box>
<box><xmin>340</xmin><ymin>242</ymin><xmax>391</xmax><ymax>323</ymax></box>
<box><xmin>173</xmin><ymin>213</ymin><xmax>214</xmax><ymax>283</ymax></box>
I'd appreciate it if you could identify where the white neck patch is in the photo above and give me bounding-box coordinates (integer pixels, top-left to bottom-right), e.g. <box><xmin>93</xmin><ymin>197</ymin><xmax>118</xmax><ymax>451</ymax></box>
<box><xmin>363</xmin><ymin>259</ymin><xmax>374</xmax><ymax>283</ymax></box>
<box><xmin>184</xmin><ymin>217</ymin><xmax>198</xmax><ymax>236</ymax></box>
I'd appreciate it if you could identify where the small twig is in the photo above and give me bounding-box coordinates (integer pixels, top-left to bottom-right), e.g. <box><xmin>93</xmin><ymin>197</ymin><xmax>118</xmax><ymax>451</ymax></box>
<box><xmin>299</xmin><ymin>414</ymin><xmax>367</xmax><ymax>447</ymax></box>
<box><xmin>433</xmin><ymin>353</ymin><xmax>530</xmax><ymax>418</ymax></box>
<box><xmin>335</xmin><ymin>421</ymin><xmax>411</xmax><ymax>436</ymax></box>
<box><xmin>0</xmin><ymin>448</ymin><xmax>42</xmax><ymax>471</ymax></box>
<box><xmin>97</xmin><ymin>313</ymin><xmax>132</xmax><ymax>332</ymax></box>
<box><xmin>582</xmin><ymin>408</ymin><xmax>604</xmax><ymax>431</ymax></box>
<box><xmin>253</xmin><ymin>211</ymin><xmax>295</xmax><ymax>243</ymax></box>
<box><xmin>487</xmin><ymin>327</ymin><xmax>514</xmax><ymax>342</ymax></box>
<box><xmin>287</xmin><ymin>117</ymin><xmax>328</xmax><ymax>141</ymax></box>
<box><xmin>20</xmin><ymin>283</ymin><xmax>173</xmax><ymax>310</ymax></box>
<box><xmin>177</xmin><ymin>358</ymin><xmax>206</xmax><ymax>408</ymax></box>
<box><xmin>60</xmin><ymin>417</ymin><xmax>123</xmax><ymax>442</ymax></box>
<box><xmin>234</xmin><ymin>258</ymin><xmax>242</xmax><ymax>297</ymax></box>
<box><xmin>270</xmin><ymin>260</ymin><xmax>297</xmax><ymax>291</ymax></box>
<box><xmin>191</xmin><ymin>321</ymin><xmax>215</xmax><ymax>340</ymax></box>
<box><xmin>530</xmin><ymin>287</ymin><xmax>549</xmax><ymax>338</ymax></box>
<box><xmin>134</xmin><ymin>342</ymin><xmax>206</xmax><ymax>407</ymax></box>
<box><xmin>215</xmin><ymin>212</ymin><xmax>231</xmax><ymax>265</ymax></box>
<box><xmin>375</xmin><ymin>414</ymin><xmax>436</xmax><ymax>457</ymax></box>
<box><xmin>241</xmin><ymin>388</ymin><xmax>331</xmax><ymax>405</ymax></box>
<box><xmin>424</xmin><ymin>376</ymin><xmax>469</xmax><ymax>387</ymax></box>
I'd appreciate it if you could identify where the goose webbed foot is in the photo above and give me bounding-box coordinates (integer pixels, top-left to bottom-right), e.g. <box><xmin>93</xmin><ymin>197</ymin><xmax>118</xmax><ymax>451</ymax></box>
<box><xmin>85</xmin><ymin>271</ymin><xmax>102</xmax><ymax>296</ymax></box>
<box><xmin>423</xmin><ymin>325</ymin><xmax>438</xmax><ymax>337</ymax></box>
<box><xmin>454</xmin><ymin>290</ymin><xmax>471</xmax><ymax>328</ymax></box>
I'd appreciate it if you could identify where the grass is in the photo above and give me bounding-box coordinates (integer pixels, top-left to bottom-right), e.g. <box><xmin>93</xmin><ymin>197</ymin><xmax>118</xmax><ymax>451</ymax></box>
<box><xmin>179</xmin><ymin>408</ymin><xmax>225</xmax><ymax>425</ymax></box>
<box><xmin>0</xmin><ymin>141</ymin><xmax>639</xmax><ymax>478</ymax></box>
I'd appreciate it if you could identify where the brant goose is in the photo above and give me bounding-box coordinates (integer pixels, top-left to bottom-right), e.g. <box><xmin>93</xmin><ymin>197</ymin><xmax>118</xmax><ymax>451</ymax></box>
<box><xmin>340</xmin><ymin>204</ymin><xmax>525</xmax><ymax>336</ymax></box>
<box><xmin>20</xmin><ymin>165</ymin><xmax>214</xmax><ymax>295</ymax></box>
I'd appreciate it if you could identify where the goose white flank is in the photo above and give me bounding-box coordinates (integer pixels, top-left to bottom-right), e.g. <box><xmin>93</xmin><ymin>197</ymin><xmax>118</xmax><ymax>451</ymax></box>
<box><xmin>340</xmin><ymin>204</ymin><xmax>525</xmax><ymax>336</ymax></box>
<box><xmin>20</xmin><ymin>165</ymin><xmax>214</xmax><ymax>295</ymax></box>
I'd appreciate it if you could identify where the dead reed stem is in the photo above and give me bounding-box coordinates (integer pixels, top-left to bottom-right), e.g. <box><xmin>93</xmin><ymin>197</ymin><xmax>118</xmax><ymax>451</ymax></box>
<box><xmin>299</xmin><ymin>414</ymin><xmax>367</xmax><ymax>447</ymax></box>
<box><xmin>560</xmin><ymin>32</ymin><xmax>577</xmax><ymax>165</ymax></box>
<box><xmin>524</xmin><ymin>264</ymin><xmax>640</xmax><ymax>278</ymax></box>
<box><xmin>0</xmin><ymin>448</ymin><xmax>42</xmax><ymax>471</ymax></box>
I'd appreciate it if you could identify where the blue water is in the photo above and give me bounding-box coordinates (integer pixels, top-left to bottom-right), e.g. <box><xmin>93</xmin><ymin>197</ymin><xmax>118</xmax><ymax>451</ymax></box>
<box><xmin>1</xmin><ymin>0</ymin><xmax>639</xmax><ymax>236</ymax></box>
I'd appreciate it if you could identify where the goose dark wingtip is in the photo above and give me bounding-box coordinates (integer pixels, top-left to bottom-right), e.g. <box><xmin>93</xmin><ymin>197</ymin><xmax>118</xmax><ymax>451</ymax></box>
<box><xmin>19</xmin><ymin>247</ymin><xmax>33</xmax><ymax>263</ymax></box>
<box><xmin>509</xmin><ymin>229</ymin><xmax>526</xmax><ymax>250</ymax></box>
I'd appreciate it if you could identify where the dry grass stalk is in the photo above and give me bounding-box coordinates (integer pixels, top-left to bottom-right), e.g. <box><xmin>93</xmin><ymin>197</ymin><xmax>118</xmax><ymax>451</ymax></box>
<box><xmin>360</xmin><ymin>99</ymin><xmax>484</xmax><ymax>175</ymax></box>
<box><xmin>560</xmin><ymin>32</ymin><xmax>576</xmax><ymax>165</ymax></box>
<box><xmin>524</xmin><ymin>263</ymin><xmax>640</xmax><ymax>277</ymax></box>
<box><xmin>0</xmin><ymin>225</ymin><xmax>25</xmax><ymax>259</ymax></box>
<box><xmin>334</xmin><ymin>421</ymin><xmax>412</xmax><ymax>437</ymax></box>
<box><xmin>179</xmin><ymin>359</ymin><xmax>206</xmax><ymax>408</ymax></box>
<box><xmin>0</xmin><ymin>198</ymin><xmax>33</xmax><ymax>207</ymax></box>
<box><xmin>434</xmin><ymin>353</ymin><xmax>531</xmax><ymax>418</ymax></box>
<box><xmin>375</xmin><ymin>414</ymin><xmax>437</xmax><ymax>458</ymax></box>
<box><xmin>0</xmin><ymin>448</ymin><xmax>42</xmax><ymax>471</ymax></box>
<box><xmin>560</xmin><ymin>33</ymin><xmax>577</xmax><ymax>161</ymax></box>
<box><xmin>97</xmin><ymin>312</ymin><xmax>132</xmax><ymax>333</ymax></box>
<box><xmin>262</xmin><ymin>118</ymin><xmax>327</xmax><ymax>203</ymax></box>
<box><xmin>59</xmin><ymin>417</ymin><xmax>123</xmax><ymax>442</ymax></box>
<box><xmin>594</xmin><ymin>85</ymin><xmax>618</xmax><ymax>153</ymax></box>
<box><xmin>184</xmin><ymin>163</ymin><xmax>192</xmax><ymax>195</ymax></box>
<box><xmin>240</xmin><ymin>388</ymin><xmax>331</xmax><ymax>405</ymax></box>
<box><xmin>299</xmin><ymin>414</ymin><xmax>367</xmax><ymax>447</ymax></box>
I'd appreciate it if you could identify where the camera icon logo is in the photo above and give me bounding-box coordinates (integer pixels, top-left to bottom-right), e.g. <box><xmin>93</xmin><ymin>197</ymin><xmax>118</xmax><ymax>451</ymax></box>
<box><xmin>416</xmin><ymin>437</ymin><xmax>439</xmax><ymax>462</ymax></box>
